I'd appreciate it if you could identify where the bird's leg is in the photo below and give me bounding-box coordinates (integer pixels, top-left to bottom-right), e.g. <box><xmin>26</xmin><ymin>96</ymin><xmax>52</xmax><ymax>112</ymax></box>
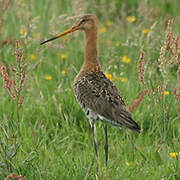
<box><xmin>104</xmin><ymin>124</ymin><xmax>108</xmax><ymax>166</ymax></box>
<box><xmin>91</xmin><ymin>122</ymin><xmax>98</xmax><ymax>159</ymax></box>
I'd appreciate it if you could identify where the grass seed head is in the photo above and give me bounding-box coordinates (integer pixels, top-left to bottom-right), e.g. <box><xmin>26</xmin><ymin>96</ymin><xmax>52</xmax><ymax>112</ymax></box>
<box><xmin>138</xmin><ymin>51</ymin><xmax>145</xmax><ymax>85</ymax></box>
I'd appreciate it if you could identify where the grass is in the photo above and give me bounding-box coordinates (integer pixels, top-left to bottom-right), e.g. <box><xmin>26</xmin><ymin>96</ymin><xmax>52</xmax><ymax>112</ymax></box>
<box><xmin>0</xmin><ymin>0</ymin><xmax>180</xmax><ymax>179</ymax></box>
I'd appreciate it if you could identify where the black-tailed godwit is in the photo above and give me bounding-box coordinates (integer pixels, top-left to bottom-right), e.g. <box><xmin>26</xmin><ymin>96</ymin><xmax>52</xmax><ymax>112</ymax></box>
<box><xmin>41</xmin><ymin>14</ymin><xmax>141</xmax><ymax>166</ymax></box>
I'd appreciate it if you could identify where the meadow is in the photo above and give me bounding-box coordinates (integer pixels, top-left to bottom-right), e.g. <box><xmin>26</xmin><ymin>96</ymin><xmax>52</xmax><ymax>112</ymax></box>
<box><xmin>0</xmin><ymin>0</ymin><xmax>180</xmax><ymax>179</ymax></box>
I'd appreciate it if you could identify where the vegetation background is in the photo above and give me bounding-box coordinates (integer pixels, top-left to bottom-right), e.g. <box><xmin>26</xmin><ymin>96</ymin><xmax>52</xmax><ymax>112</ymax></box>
<box><xmin>0</xmin><ymin>0</ymin><xmax>180</xmax><ymax>179</ymax></box>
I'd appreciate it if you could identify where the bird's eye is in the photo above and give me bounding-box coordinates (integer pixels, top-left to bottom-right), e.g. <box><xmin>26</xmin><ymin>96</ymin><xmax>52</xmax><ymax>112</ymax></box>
<box><xmin>80</xmin><ymin>19</ymin><xmax>87</xmax><ymax>24</ymax></box>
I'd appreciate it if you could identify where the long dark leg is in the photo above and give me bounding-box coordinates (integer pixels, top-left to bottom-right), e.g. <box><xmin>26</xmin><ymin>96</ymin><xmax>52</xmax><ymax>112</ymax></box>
<box><xmin>104</xmin><ymin>124</ymin><xmax>108</xmax><ymax>166</ymax></box>
<box><xmin>91</xmin><ymin>122</ymin><xmax>98</xmax><ymax>159</ymax></box>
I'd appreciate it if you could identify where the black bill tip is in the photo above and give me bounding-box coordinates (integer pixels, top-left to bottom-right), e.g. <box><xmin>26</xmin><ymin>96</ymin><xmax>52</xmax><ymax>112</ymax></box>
<box><xmin>40</xmin><ymin>36</ymin><xmax>58</xmax><ymax>45</ymax></box>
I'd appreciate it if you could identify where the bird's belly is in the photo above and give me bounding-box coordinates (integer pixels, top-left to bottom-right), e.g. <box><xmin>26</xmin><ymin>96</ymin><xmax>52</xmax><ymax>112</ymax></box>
<box><xmin>98</xmin><ymin>115</ymin><xmax>122</xmax><ymax>127</ymax></box>
<box><xmin>75</xmin><ymin>97</ymin><xmax>99</xmax><ymax>126</ymax></box>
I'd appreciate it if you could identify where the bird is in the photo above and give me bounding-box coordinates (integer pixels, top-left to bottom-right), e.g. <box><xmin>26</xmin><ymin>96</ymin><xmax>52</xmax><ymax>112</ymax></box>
<box><xmin>40</xmin><ymin>14</ymin><xmax>141</xmax><ymax>166</ymax></box>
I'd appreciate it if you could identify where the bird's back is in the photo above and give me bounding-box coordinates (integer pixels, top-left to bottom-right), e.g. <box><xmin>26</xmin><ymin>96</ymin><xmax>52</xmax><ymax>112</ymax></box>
<box><xmin>74</xmin><ymin>71</ymin><xmax>141</xmax><ymax>132</ymax></box>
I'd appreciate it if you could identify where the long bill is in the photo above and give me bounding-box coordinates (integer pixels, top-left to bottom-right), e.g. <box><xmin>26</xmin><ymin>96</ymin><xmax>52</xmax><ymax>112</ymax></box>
<box><xmin>40</xmin><ymin>25</ymin><xmax>79</xmax><ymax>45</ymax></box>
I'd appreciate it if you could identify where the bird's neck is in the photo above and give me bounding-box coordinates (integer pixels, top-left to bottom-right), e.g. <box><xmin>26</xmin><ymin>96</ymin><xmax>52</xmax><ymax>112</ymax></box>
<box><xmin>81</xmin><ymin>27</ymin><xmax>101</xmax><ymax>73</ymax></box>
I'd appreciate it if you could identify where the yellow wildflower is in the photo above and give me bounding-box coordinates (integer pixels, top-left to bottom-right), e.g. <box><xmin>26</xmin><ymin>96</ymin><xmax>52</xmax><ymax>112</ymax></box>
<box><xmin>106</xmin><ymin>21</ymin><xmax>113</xmax><ymax>27</ymax></box>
<box><xmin>169</xmin><ymin>152</ymin><xmax>179</xmax><ymax>157</ymax></box>
<box><xmin>127</xmin><ymin>16</ymin><xmax>136</xmax><ymax>23</ymax></box>
<box><xmin>143</xmin><ymin>29</ymin><xmax>150</xmax><ymax>35</ymax></box>
<box><xmin>104</xmin><ymin>72</ymin><xmax>113</xmax><ymax>81</ymax></box>
<box><xmin>20</xmin><ymin>28</ymin><xmax>27</xmax><ymax>36</ymax></box>
<box><xmin>44</xmin><ymin>75</ymin><xmax>52</xmax><ymax>80</ymax></box>
<box><xmin>61</xmin><ymin>70</ymin><xmax>66</xmax><ymax>75</ymax></box>
<box><xmin>100</xmin><ymin>27</ymin><xmax>106</xmax><ymax>33</ymax></box>
<box><xmin>60</xmin><ymin>53</ymin><xmax>68</xmax><ymax>60</ymax></box>
<box><xmin>29</xmin><ymin>54</ymin><xmax>36</xmax><ymax>60</ymax></box>
<box><xmin>122</xmin><ymin>56</ymin><xmax>131</xmax><ymax>63</ymax></box>
<box><xmin>115</xmin><ymin>41</ymin><xmax>120</xmax><ymax>47</ymax></box>
<box><xmin>164</xmin><ymin>91</ymin><xmax>170</xmax><ymax>96</ymax></box>
<box><xmin>131</xmin><ymin>16</ymin><xmax>136</xmax><ymax>22</ymax></box>
<box><xmin>117</xmin><ymin>76</ymin><xmax>127</xmax><ymax>83</ymax></box>
<box><xmin>125</xmin><ymin>161</ymin><xmax>133</xmax><ymax>166</ymax></box>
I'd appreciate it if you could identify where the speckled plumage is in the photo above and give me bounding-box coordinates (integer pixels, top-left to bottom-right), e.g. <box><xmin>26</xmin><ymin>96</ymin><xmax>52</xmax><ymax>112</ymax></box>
<box><xmin>74</xmin><ymin>71</ymin><xmax>140</xmax><ymax>132</ymax></box>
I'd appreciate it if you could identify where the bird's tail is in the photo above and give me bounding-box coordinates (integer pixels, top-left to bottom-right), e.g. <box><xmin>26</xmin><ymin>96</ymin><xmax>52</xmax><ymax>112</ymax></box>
<box><xmin>126</xmin><ymin>117</ymin><xmax>141</xmax><ymax>133</ymax></box>
<box><xmin>118</xmin><ymin>109</ymin><xmax>141</xmax><ymax>133</ymax></box>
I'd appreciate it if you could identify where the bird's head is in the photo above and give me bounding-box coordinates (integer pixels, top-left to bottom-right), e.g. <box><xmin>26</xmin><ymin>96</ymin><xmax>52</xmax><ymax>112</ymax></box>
<box><xmin>77</xmin><ymin>14</ymin><xmax>97</xmax><ymax>31</ymax></box>
<box><xmin>40</xmin><ymin>14</ymin><xmax>97</xmax><ymax>45</ymax></box>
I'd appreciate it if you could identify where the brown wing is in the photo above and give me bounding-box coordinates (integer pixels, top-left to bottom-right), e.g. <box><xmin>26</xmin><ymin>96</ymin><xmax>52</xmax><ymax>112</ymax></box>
<box><xmin>74</xmin><ymin>71</ymin><xmax>141</xmax><ymax>132</ymax></box>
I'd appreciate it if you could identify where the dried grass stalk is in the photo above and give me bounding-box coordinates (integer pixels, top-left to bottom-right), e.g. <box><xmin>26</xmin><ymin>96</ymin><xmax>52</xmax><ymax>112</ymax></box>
<box><xmin>1</xmin><ymin>40</ymin><xmax>27</xmax><ymax>107</ymax></box>
<box><xmin>128</xmin><ymin>90</ymin><xmax>146</xmax><ymax>112</ymax></box>
<box><xmin>5</xmin><ymin>173</ymin><xmax>26</xmax><ymax>180</ymax></box>
<box><xmin>138</xmin><ymin>51</ymin><xmax>145</xmax><ymax>85</ymax></box>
